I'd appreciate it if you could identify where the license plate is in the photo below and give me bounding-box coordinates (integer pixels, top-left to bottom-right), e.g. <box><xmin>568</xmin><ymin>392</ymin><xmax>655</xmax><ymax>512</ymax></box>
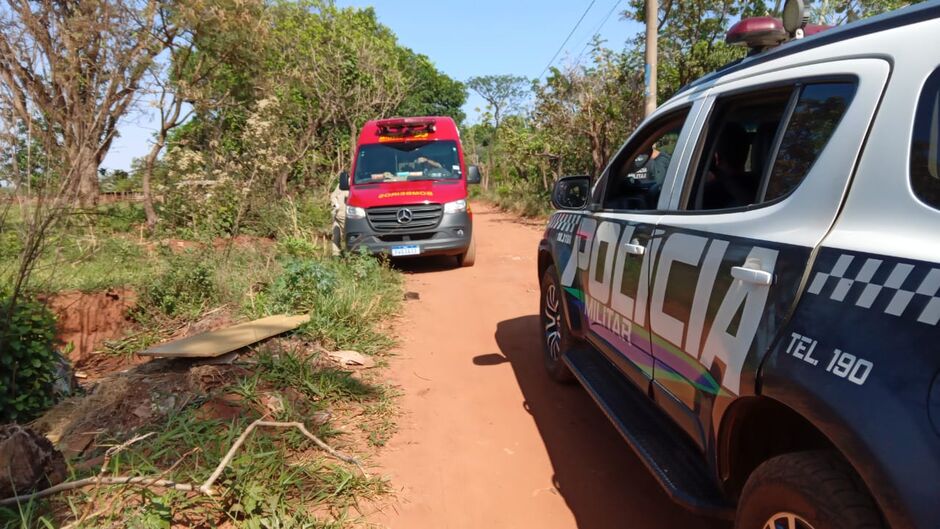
<box><xmin>391</xmin><ymin>245</ymin><xmax>421</xmax><ymax>257</ymax></box>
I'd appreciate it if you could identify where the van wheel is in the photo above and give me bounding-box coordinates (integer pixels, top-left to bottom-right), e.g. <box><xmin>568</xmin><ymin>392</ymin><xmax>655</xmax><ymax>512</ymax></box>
<box><xmin>457</xmin><ymin>236</ymin><xmax>475</xmax><ymax>267</ymax></box>
<box><xmin>539</xmin><ymin>265</ymin><xmax>574</xmax><ymax>383</ymax></box>
<box><xmin>736</xmin><ymin>451</ymin><xmax>885</xmax><ymax>529</ymax></box>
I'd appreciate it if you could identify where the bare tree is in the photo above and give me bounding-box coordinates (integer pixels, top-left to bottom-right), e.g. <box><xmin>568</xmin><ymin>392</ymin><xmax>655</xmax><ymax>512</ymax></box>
<box><xmin>466</xmin><ymin>75</ymin><xmax>529</xmax><ymax>188</ymax></box>
<box><xmin>0</xmin><ymin>0</ymin><xmax>165</xmax><ymax>206</ymax></box>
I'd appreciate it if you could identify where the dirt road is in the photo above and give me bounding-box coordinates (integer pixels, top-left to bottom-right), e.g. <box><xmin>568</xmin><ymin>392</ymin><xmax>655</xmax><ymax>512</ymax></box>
<box><xmin>374</xmin><ymin>203</ymin><xmax>729</xmax><ymax>529</ymax></box>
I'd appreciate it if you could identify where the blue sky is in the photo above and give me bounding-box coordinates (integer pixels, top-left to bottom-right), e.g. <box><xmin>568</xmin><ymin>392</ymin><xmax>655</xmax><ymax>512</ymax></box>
<box><xmin>103</xmin><ymin>0</ymin><xmax>644</xmax><ymax>170</ymax></box>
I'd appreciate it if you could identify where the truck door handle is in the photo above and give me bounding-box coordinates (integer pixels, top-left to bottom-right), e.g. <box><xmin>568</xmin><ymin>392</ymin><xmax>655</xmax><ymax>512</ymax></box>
<box><xmin>731</xmin><ymin>266</ymin><xmax>773</xmax><ymax>286</ymax></box>
<box><xmin>624</xmin><ymin>243</ymin><xmax>645</xmax><ymax>256</ymax></box>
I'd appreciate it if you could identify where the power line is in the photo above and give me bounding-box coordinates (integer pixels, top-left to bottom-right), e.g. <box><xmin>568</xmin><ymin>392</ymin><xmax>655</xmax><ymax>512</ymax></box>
<box><xmin>538</xmin><ymin>0</ymin><xmax>598</xmax><ymax>79</ymax></box>
<box><xmin>572</xmin><ymin>0</ymin><xmax>624</xmax><ymax>67</ymax></box>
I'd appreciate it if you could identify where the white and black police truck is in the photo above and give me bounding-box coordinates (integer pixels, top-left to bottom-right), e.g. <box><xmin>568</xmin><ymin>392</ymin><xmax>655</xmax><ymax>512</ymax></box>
<box><xmin>537</xmin><ymin>2</ymin><xmax>940</xmax><ymax>528</ymax></box>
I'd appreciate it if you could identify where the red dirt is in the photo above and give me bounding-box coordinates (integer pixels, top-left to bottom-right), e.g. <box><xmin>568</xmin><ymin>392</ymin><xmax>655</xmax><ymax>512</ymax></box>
<box><xmin>44</xmin><ymin>288</ymin><xmax>136</xmax><ymax>362</ymax></box>
<box><xmin>373</xmin><ymin>203</ymin><xmax>729</xmax><ymax>529</ymax></box>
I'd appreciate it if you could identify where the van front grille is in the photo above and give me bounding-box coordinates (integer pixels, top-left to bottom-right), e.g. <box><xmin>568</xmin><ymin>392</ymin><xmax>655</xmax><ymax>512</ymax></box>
<box><xmin>366</xmin><ymin>204</ymin><xmax>443</xmax><ymax>232</ymax></box>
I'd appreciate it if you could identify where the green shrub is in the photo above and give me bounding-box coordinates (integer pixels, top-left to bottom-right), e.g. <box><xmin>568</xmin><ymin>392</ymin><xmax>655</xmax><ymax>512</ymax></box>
<box><xmin>243</xmin><ymin>195</ymin><xmax>332</xmax><ymax>239</ymax></box>
<box><xmin>276</xmin><ymin>236</ymin><xmax>320</xmax><ymax>259</ymax></box>
<box><xmin>95</xmin><ymin>202</ymin><xmax>147</xmax><ymax>233</ymax></box>
<box><xmin>137</xmin><ymin>251</ymin><xmax>218</xmax><ymax>320</ymax></box>
<box><xmin>264</xmin><ymin>259</ymin><xmax>338</xmax><ymax>314</ymax></box>
<box><xmin>256</xmin><ymin>251</ymin><xmax>401</xmax><ymax>355</ymax></box>
<box><xmin>0</xmin><ymin>294</ymin><xmax>59</xmax><ymax>422</ymax></box>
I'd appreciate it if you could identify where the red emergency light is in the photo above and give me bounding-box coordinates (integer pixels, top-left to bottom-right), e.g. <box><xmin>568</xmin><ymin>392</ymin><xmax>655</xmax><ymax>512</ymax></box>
<box><xmin>726</xmin><ymin>17</ymin><xmax>788</xmax><ymax>50</ymax></box>
<box><xmin>375</xmin><ymin>117</ymin><xmax>437</xmax><ymax>136</ymax></box>
<box><xmin>727</xmin><ymin>16</ymin><xmax>833</xmax><ymax>53</ymax></box>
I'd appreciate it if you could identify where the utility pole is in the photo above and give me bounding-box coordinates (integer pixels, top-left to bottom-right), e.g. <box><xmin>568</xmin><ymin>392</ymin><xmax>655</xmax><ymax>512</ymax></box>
<box><xmin>644</xmin><ymin>0</ymin><xmax>658</xmax><ymax>117</ymax></box>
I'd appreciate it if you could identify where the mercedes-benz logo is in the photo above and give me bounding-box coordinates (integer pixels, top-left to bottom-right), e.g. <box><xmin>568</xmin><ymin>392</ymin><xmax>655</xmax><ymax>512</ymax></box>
<box><xmin>396</xmin><ymin>208</ymin><xmax>414</xmax><ymax>224</ymax></box>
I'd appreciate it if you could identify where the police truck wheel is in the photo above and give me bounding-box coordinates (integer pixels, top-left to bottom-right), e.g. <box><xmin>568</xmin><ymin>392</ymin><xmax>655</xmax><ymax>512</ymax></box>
<box><xmin>457</xmin><ymin>236</ymin><xmax>475</xmax><ymax>267</ymax></box>
<box><xmin>735</xmin><ymin>451</ymin><xmax>885</xmax><ymax>529</ymax></box>
<box><xmin>539</xmin><ymin>266</ymin><xmax>574</xmax><ymax>383</ymax></box>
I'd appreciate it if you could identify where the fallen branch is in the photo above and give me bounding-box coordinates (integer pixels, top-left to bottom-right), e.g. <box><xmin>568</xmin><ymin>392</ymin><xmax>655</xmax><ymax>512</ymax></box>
<box><xmin>199</xmin><ymin>419</ymin><xmax>367</xmax><ymax>495</ymax></box>
<box><xmin>0</xmin><ymin>419</ymin><xmax>366</xmax><ymax>507</ymax></box>
<box><xmin>0</xmin><ymin>477</ymin><xmax>195</xmax><ymax>506</ymax></box>
<box><xmin>76</xmin><ymin>432</ymin><xmax>155</xmax><ymax>523</ymax></box>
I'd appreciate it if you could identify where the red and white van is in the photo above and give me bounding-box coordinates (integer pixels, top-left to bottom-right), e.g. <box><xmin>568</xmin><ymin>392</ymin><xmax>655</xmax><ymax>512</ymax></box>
<box><xmin>335</xmin><ymin>116</ymin><xmax>480</xmax><ymax>266</ymax></box>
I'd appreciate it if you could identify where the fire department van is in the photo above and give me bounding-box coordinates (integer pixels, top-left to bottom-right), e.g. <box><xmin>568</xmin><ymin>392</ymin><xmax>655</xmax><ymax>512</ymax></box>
<box><xmin>537</xmin><ymin>2</ymin><xmax>940</xmax><ymax>528</ymax></box>
<box><xmin>334</xmin><ymin>116</ymin><xmax>480</xmax><ymax>266</ymax></box>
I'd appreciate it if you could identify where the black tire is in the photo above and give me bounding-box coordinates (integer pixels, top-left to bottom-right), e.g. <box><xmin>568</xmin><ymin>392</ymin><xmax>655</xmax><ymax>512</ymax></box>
<box><xmin>539</xmin><ymin>265</ymin><xmax>575</xmax><ymax>383</ymax></box>
<box><xmin>457</xmin><ymin>236</ymin><xmax>475</xmax><ymax>267</ymax></box>
<box><xmin>736</xmin><ymin>451</ymin><xmax>885</xmax><ymax>529</ymax></box>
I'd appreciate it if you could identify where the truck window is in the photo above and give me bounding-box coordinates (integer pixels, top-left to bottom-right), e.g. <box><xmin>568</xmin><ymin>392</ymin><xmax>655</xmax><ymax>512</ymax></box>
<box><xmin>685</xmin><ymin>88</ymin><xmax>792</xmax><ymax>211</ymax></box>
<box><xmin>684</xmin><ymin>82</ymin><xmax>856</xmax><ymax>211</ymax></box>
<box><xmin>763</xmin><ymin>82</ymin><xmax>856</xmax><ymax>201</ymax></box>
<box><xmin>602</xmin><ymin>111</ymin><xmax>688</xmax><ymax>211</ymax></box>
<box><xmin>912</xmin><ymin>67</ymin><xmax>940</xmax><ymax>210</ymax></box>
<box><xmin>354</xmin><ymin>140</ymin><xmax>460</xmax><ymax>184</ymax></box>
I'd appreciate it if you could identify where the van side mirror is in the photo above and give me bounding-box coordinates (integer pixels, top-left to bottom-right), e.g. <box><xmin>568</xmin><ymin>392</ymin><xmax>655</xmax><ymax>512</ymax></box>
<box><xmin>338</xmin><ymin>171</ymin><xmax>350</xmax><ymax>191</ymax></box>
<box><xmin>552</xmin><ymin>175</ymin><xmax>591</xmax><ymax>210</ymax></box>
<box><xmin>467</xmin><ymin>165</ymin><xmax>482</xmax><ymax>185</ymax></box>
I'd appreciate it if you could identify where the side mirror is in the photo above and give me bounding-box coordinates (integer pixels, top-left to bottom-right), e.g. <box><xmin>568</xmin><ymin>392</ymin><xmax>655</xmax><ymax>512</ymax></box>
<box><xmin>552</xmin><ymin>175</ymin><xmax>591</xmax><ymax>210</ymax></box>
<box><xmin>466</xmin><ymin>165</ymin><xmax>482</xmax><ymax>185</ymax></box>
<box><xmin>338</xmin><ymin>171</ymin><xmax>350</xmax><ymax>191</ymax></box>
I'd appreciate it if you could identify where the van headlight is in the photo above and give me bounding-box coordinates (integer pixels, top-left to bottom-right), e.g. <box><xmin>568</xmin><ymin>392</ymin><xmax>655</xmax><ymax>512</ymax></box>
<box><xmin>346</xmin><ymin>205</ymin><xmax>366</xmax><ymax>219</ymax></box>
<box><xmin>443</xmin><ymin>199</ymin><xmax>467</xmax><ymax>214</ymax></box>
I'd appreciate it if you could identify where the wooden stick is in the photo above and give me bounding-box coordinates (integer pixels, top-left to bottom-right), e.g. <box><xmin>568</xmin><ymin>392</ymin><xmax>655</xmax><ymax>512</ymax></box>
<box><xmin>0</xmin><ymin>477</ymin><xmax>195</xmax><ymax>506</ymax></box>
<box><xmin>0</xmin><ymin>419</ymin><xmax>365</xmax><ymax>506</ymax></box>
<box><xmin>198</xmin><ymin>419</ymin><xmax>366</xmax><ymax>495</ymax></box>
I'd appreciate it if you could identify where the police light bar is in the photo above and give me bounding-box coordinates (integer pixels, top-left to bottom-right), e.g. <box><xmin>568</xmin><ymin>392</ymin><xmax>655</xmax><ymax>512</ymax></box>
<box><xmin>376</xmin><ymin>117</ymin><xmax>437</xmax><ymax>136</ymax></box>
<box><xmin>727</xmin><ymin>1</ymin><xmax>835</xmax><ymax>54</ymax></box>
<box><xmin>726</xmin><ymin>17</ymin><xmax>788</xmax><ymax>50</ymax></box>
<box><xmin>726</xmin><ymin>16</ymin><xmax>832</xmax><ymax>54</ymax></box>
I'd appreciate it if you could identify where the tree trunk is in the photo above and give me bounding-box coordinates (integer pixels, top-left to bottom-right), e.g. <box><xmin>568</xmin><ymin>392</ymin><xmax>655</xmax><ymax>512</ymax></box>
<box><xmin>275</xmin><ymin>166</ymin><xmax>290</xmax><ymax>198</ymax></box>
<box><xmin>75</xmin><ymin>148</ymin><xmax>100</xmax><ymax>207</ymax></box>
<box><xmin>349</xmin><ymin>122</ymin><xmax>358</xmax><ymax>166</ymax></box>
<box><xmin>142</xmin><ymin>140</ymin><xmax>163</xmax><ymax>230</ymax></box>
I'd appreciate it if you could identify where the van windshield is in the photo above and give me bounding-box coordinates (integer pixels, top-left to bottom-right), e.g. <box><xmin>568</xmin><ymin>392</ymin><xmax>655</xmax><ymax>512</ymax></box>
<box><xmin>354</xmin><ymin>140</ymin><xmax>461</xmax><ymax>184</ymax></box>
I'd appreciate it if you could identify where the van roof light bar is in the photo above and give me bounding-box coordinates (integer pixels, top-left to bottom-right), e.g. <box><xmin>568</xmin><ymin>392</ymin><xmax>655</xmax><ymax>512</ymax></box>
<box><xmin>375</xmin><ymin>117</ymin><xmax>437</xmax><ymax>136</ymax></box>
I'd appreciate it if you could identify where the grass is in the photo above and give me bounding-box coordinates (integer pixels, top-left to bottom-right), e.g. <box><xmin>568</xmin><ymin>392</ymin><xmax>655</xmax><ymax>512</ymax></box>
<box><xmin>0</xmin><ymin>192</ymin><xmax>405</xmax><ymax>528</ymax></box>
<box><xmin>0</xmin><ymin>343</ymin><xmax>395</xmax><ymax>528</ymax></box>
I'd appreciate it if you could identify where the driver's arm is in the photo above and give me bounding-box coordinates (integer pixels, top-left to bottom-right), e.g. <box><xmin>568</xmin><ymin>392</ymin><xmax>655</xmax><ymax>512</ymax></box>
<box><xmin>416</xmin><ymin>156</ymin><xmax>442</xmax><ymax>169</ymax></box>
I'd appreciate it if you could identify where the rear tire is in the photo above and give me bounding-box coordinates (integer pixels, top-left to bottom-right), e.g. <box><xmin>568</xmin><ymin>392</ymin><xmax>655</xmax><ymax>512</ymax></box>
<box><xmin>539</xmin><ymin>265</ymin><xmax>574</xmax><ymax>383</ymax></box>
<box><xmin>735</xmin><ymin>451</ymin><xmax>885</xmax><ymax>529</ymax></box>
<box><xmin>457</xmin><ymin>236</ymin><xmax>475</xmax><ymax>267</ymax></box>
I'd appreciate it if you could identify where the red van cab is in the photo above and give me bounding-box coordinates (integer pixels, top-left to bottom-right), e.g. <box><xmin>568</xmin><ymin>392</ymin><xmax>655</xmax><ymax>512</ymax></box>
<box><xmin>337</xmin><ymin>116</ymin><xmax>481</xmax><ymax>266</ymax></box>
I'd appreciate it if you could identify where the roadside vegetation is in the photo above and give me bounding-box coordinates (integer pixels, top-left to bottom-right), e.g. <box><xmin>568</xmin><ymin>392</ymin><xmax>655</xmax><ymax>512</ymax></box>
<box><xmin>0</xmin><ymin>0</ymin><xmax>423</xmax><ymax>525</ymax></box>
<box><xmin>1</xmin><ymin>193</ymin><xmax>403</xmax><ymax>527</ymax></box>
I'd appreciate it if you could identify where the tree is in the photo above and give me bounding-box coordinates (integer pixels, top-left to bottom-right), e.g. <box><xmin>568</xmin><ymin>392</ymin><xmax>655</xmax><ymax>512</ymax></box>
<box><xmin>466</xmin><ymin>75</ymin><xmax>529</xmax><ymax>130</ymax></box>
<box><xmin>397</xmin><ymin>51</ymin><xmax>467</xmax><ymax>125</ymax></box>
<box><xmin>140</xmin><ymin>0</ymin><xmax>267</xmax><ymax>227</ymax></box>
<box><xmin>466</xmin><ymin>74</ymin><xmax>529</xmax><ymax>188</ymax></box>
<box><xmin>0</xmin><ymin>0</ymin><xmax>168</xmax><ymax>205</ymax></box>
<box><xmin>625</xmin><ymin>1</ymin><xmax>765</xmax><ymax>101</ymax></box>
<box><xmin>808</xmin><ymin>0</ymin><xmax>925</xmax><ymax>23</ymax></box>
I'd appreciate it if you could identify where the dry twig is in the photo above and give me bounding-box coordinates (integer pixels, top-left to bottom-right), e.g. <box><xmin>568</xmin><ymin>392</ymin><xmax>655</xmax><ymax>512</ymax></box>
<box><xmin>0</xmin><ymin>419</ymin><xmax>364</xmax><ymax>508</ymax></box>
<box><xmin>199</xmin><ymin>419</ymin><xmax>367</xmax><ymax>494</ymax></box>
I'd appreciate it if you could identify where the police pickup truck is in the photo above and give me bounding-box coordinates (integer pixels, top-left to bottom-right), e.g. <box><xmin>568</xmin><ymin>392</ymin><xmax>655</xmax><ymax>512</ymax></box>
<box><xmin>537</xmin><ymin>2</ymin><xmax>940</xmax><ymax>528</ymax></box>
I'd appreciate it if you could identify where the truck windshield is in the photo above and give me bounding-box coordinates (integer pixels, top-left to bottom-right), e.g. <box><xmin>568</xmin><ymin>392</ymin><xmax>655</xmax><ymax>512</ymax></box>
<box><xmin>354</xmin><ymin>140</ymin><xmax>461</xmax><ymax>184</ymax></box>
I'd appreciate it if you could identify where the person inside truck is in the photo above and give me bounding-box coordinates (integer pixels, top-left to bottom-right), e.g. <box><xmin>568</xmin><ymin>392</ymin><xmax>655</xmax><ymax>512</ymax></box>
<box><xmin>702</xmin><ymin>122</ymin><xmax>754</xmax><ymax>210</ymax></box>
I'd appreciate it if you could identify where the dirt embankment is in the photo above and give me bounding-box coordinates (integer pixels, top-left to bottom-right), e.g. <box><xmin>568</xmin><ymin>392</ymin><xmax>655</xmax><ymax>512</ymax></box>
<box><xmin>44</xmin><ymin>289</ymin><xmax>136</xmax><ymax>362</ymax></box>
<box><xmin>372</xmin><ymin>203</ymin><xmax>728</xmax><ymax>529</ymax></box>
